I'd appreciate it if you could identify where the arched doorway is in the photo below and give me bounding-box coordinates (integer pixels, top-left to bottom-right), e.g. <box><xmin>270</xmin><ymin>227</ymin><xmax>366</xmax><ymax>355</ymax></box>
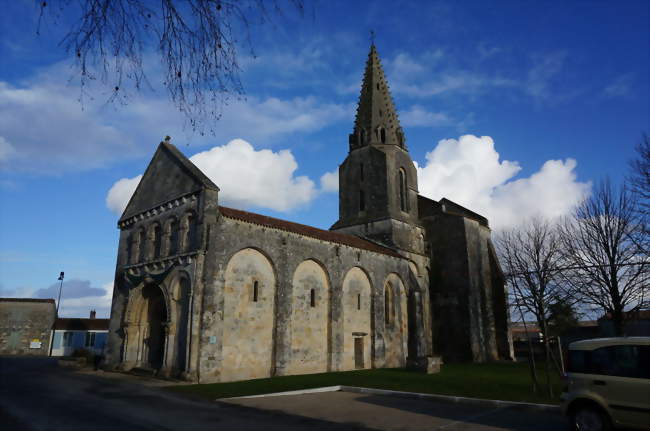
<box><xmin>142</xmin><ymin>283</ymin><xmax>167</xmax><ymax>370</ymax></box>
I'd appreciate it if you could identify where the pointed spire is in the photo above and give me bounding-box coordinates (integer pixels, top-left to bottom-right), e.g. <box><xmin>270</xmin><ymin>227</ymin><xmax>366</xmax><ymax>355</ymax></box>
<box><xmin>349</xmin><ymin>44</ymin><xmax>406</xmax><ymax>151</ymax></box>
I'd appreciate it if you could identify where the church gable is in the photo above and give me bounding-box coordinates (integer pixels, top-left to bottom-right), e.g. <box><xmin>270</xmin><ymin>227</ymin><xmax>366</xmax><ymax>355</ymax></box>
<box><xmin>120</xmin><ymin>142</ymin><xmax>218</xmax><ymax>221</ymax></box>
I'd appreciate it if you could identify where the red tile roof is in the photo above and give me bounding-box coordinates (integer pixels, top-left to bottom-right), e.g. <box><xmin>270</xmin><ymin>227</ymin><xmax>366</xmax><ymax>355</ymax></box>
<box><xmin>218</xmin><ymin>206</ymin><xmax>403</xmax><ymax>259</ymax></box>
<box><xmin>54</xmin><ymin>318</ymin><xmax>110</xmax><ymax>331</ymax></box>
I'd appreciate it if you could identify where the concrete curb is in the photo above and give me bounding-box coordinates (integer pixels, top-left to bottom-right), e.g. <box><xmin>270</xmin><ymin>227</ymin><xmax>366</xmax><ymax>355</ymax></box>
<box><xmin>220</xmin><ymin>385</ymin><xmax>560</xmax><ymax>413</ymax></box>
<box><xmin>221</xmin><ymin>386</ymin><xmax>342</xmax><ymax>400</ymax></box>
<box><xmin>339</xmin><ymin>386</ymin><xmax>560</xmax><ymax>413</ymax></box>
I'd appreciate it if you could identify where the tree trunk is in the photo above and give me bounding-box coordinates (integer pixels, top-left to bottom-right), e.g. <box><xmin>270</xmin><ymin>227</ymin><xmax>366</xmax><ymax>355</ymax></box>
<box><xmin>540</xmin><ymin>315</ymin><xmax>554</xmax><ymax>398</ymax></box>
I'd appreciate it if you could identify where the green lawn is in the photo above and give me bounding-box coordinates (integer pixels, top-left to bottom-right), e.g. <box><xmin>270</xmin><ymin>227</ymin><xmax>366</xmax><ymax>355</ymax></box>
<box><xmin>168</xmin><ymin>362</ymin><xmax>563</xmax><ymax>405</ymax></box>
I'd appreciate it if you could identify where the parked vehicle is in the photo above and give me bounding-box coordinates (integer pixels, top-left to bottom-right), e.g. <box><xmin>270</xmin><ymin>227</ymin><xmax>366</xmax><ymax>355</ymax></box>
<box><xmin>561</xmin><ymin>337</ymin><xmax>650</xmax><ymax>430</ymax></box>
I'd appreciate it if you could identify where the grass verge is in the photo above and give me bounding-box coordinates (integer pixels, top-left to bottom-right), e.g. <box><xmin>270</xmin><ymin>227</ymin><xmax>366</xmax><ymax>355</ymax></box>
<box><xmin>168</xmin><ymin>361</ymin><xmax>562</xmax><ymax>405</ymax></box>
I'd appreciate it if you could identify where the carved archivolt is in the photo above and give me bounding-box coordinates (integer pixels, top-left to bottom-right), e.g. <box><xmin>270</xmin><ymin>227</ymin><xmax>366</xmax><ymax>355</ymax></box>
<box><xmin>119</xmin><ymin>192</ymin><xmax>199</xmax><ymax>229</ymax></box>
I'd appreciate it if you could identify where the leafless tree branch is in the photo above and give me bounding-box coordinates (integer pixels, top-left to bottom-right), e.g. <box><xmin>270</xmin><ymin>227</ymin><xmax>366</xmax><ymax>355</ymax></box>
<box><xmin>559</xmin><ymin>179</ymin><xmax>649</xmax><ymax>335</ymax></box>
<box><xmin>38</xmin><ymin>0</ymin><xmax>307</xmax><ymax>134</ymax></box>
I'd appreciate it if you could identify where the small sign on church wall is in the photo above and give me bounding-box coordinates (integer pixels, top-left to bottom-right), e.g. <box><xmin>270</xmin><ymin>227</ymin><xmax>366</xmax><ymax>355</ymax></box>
<box><xmin>29</xmin><ymin>339</ymin><xmax>42</xmax><ymax>349</ymax></box>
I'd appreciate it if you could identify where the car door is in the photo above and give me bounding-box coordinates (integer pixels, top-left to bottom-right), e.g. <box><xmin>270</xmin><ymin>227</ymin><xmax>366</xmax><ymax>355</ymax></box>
<box><xmin>590</xmin><ymin>345</ymin><xmax>650</xmax><ymax>428</ymax></box>
<box><xmin>608</xmin><ymin>345</ymin><xmax>650</xmax><ymax>428</ymax></box>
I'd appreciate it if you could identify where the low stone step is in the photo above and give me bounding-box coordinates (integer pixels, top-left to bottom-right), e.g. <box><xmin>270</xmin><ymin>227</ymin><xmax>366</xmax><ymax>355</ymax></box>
<box><xmin>130</xmin><ymin>367</ymin><xmax>158</xmax><ymax>377</ymax></box>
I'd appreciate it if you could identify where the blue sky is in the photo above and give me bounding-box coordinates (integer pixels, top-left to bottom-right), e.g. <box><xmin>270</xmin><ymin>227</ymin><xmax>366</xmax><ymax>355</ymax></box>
<box><xmin>1</xmin><ymin>0</ymin><xmax>648</xmax><ymax>317</ymax></box>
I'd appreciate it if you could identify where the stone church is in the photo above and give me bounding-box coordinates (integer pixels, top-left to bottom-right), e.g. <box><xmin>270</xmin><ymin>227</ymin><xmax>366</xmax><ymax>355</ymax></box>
<box><xmin>104</xmin><ymin>44</ymin><xmax>512</xmax><ymax>382</ymax></box>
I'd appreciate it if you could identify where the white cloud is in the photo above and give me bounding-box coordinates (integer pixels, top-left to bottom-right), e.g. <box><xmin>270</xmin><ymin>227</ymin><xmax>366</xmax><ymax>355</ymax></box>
<box><xmin>0</xmin><ymin>62</ymin><xmax>350</xmax><ymax>174</ymax></box>
<box><xmin>0</xmin><ymin>80</ymin><xmax>138</xmax><ymax>173</ymax></box>
<box><xmin>58</xmin><ymin>281</ymin><xmax>113</xmax><ymax>318</ymax></box>
<box><xmin>416</xmin><ymin>135</ymin><xmax>590</xmax><ymax>229</ymax></box>
<box><xmin>0</xmin><ymin>136</ymin><xmax>16</xmax><ymax>161</ymax></box>
<box><xmin>107</xmin><ymin>139</ymin><xmax>318</xmax><ymax>214</ymax></box>
<box><xmin>216</xmin><ymin>97</ymin><xmax>352</xmax><ymax>141</ymax></box>
<box><xmin>525</xmin><ymin>52</ymin><xmax>567</xmax><ymax>102</ymax></box>
<box><xmin>191</xmin><ymin>139</ymin><xmax>317</xmax><ymax>211</ymax></box>
<box><xmin>106</xmin><ymin>175</ymin><xmax>143</xmax><ymax>215</ymax></box>
<box><xmin>604</xmin><ymin>73</ymin><xmax>634</xmax><ymax>98</ymax></box>
<box><xmin>320</xmin><ymin>169</ymin><xmax>339</xmax><ymax>192</ymax></box>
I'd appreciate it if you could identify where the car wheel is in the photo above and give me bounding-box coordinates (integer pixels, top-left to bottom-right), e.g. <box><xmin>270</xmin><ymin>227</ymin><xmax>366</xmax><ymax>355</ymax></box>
<box><xmin>570</xmin><ymin>405</ymin><xmax>611</xmax><ymax>431</ymax></box>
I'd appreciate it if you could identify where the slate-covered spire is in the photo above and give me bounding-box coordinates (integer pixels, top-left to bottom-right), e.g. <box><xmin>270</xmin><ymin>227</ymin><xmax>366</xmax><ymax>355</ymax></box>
<box><xmin>349</xmin><ymin>44</ymin><xmax>406</xmax><ymax>151</ymax></box>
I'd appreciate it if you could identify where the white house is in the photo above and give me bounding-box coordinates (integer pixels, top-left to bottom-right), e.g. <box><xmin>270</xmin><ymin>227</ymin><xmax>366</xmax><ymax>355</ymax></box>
<box><xmin>50</xmin><ymin>310</ymin><xmax>109</xmax><ymax>357</ymax></box>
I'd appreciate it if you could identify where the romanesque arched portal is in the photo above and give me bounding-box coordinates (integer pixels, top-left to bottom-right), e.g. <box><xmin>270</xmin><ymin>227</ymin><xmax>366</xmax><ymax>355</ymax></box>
<box><xmin>123</xmin><ymin>282</ymin><xmax>169</xmax><ymax>371</ymax></box>
<box><xmin>142</xmin><ymin>283</ymin><xmax>167</xmax><ymax>369</ymax></box>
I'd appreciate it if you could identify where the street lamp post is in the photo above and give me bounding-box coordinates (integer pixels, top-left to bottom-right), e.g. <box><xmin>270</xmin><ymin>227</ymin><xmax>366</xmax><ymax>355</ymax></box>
<box><xmin>48</xmin><ymin>272</ymin><xmax>64</xmax><ymax>357</ymax></box>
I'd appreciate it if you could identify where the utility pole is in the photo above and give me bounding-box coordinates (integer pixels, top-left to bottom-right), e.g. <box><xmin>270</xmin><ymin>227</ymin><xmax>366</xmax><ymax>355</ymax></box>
<box><xmin>48</xmin><ymin>272</ymin><xmax>64</xmax><ymax>357</ymax></box>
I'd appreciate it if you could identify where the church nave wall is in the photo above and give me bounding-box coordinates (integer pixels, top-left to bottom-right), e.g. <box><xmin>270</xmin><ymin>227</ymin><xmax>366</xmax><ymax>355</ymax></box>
<box><xmin>287</xmin><ymin>259</ymin><xmax>330</xmax><ymax>375</ymax></box>
<box><xmin>221</xmin><ymin>248</ymin><xmax>276</xmax><ymax>381</ymax></box>
<box><xmin>196</xmin><ymin>215</ymin><xmax>417</xmax><ymax>383</ymax></box>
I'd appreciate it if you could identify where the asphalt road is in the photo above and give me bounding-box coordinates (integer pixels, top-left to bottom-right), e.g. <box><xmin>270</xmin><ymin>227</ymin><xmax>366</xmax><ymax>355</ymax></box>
<box><xmin>0</xmin><ymin>357</ymin><xmax>370</xmax><ymax>431</ymax></box>
<box><xmin>0</xmin><ymin>357</ymin><xmax>567</xmax><ymax>431</ymax></box>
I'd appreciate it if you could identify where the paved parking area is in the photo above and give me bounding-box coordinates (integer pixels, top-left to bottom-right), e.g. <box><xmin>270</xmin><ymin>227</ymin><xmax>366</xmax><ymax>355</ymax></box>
<box><xmin>223</xmin><ymin>391</ymin><xmax>567</xmax><ymax>431</ymax></box>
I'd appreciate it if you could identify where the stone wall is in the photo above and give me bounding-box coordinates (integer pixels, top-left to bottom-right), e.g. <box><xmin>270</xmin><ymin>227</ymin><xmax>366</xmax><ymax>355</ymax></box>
<box><xmin>195</xmin><ymin>213</ymin><xmax>422</xmax><ymax>383</ymax></box>
<box><xmin>221</xmin><ymin>248</ymin><xmax>276</xmax><ymax>381</ymax></box>
<box><xmin>383</xmin><ymin>273</ymin><xmax>408</xmax><ymax>367</ymax></box>
<box><xmin>0</xmin><ymin>299</ymin><xmax>56</xmax><ymax>356</ymax></box>
<box><xmin>420</xmin><ymin>195</ymin><xmax>505</xmax><ymax>363</ymax></box>
<box><xmin>341</xmin><ymin>267</ymin><xmax>372</xmax><ymax>371</ymax></box>
<box><xmin>288</xmin><ymin>260</ymin><xmax>330</xmax><ymax>375</ymax></box>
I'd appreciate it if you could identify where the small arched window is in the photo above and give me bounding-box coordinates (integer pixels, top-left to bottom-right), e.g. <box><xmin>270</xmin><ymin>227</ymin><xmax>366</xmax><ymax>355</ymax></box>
<box><xmin>357</xmin><ymin>293</ymin><xmax>361</xmax><ymax>310</ymax></box>
<box><xmin>399</xmin><ymin>169</ymin><xmax>407</xmax><ymax>212</ymax></box>
<box><xmin>385</xmin><ymin>284</ymin><xmax>392</xmax><ymax>325</ymax></box>
<box><xmin>126</xmin><ymin>234</ymin><xmax>134</xmax><ymax>265</ymax></box>
<box><xmin>152</xmin><ymin>224</ymin><xmax>162</xmax><ymax>259</ymax></box>
<box><xmin>359</xmin><ymin>129</ymin><xmax>366</xmax><ymax>145</ymax></box>
<box><xmin>359</xmin><ymin>190</ymin><xmax>366</xmax><ymax>212</ymax></box>
<box><xmin>136</xmin><ymin>228</ymin><xmax>146</xmax><ymax>263</ymax></box>
<box><xmin>380</xmin><ymin>128</ymin><xmax>386</xmax><ymax>144</ymax></box>
<box><xmin>182</xmin><ymin>211</ymin><xmax>197</xmax><ymax>252</ymax></box>
<box><xmin>310</xmin><ymin>289</ymin><xmax>316</xmax><ymax>308</ymax></box>
<box><xmin>253</xmin><ymin>280</ymin><xmax>259</xmax><ymax>302</ymax></box>
<box><xmin>396</xmin><ymin>128</ymin><xmax>404</xmax><ymax>148</ymax></box>
<box><xmin>168</xmin><ymin>218</ymin><xmax>179</xmax><ymax>256</ymax></box>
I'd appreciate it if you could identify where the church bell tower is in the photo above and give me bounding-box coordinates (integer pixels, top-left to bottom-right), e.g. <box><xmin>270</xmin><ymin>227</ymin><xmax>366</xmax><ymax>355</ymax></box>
<box><xmin>331</xmin><ymin>44</ymin><xmax>423</xmax><ymax>255</ymax></box>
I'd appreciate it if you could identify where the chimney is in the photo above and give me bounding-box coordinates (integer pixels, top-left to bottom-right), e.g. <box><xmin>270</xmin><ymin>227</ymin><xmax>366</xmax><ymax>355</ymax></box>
<box><xmin>89</xmin><ymin>310</ymin><xmax>96</xmax><ymax>319</ymax></box>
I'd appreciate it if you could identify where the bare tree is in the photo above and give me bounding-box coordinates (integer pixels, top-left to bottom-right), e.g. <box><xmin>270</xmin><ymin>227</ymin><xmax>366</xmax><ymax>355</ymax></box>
<box><xmin>496</xmin><ymin>217</ymin><xmax>566</xmax><ymax>396</ymax></box>
<box><xmin>560</xmin><ymin>179</ymin><xmax>649</xmax><ymax>336</ymax></box>
<box><xmin>629</xmin><ymin>134</ymin><xmax>650</xmax><ymax>215</ymax></box>
<box><xmin>628</xmin><ymin>134</ymin><xmax>650</xmax><ymax>255</ymax></box>
<box><xmin>38</xmin><ymin>0</ymin><xmax>306</xmax><ymax>133</ymax></box>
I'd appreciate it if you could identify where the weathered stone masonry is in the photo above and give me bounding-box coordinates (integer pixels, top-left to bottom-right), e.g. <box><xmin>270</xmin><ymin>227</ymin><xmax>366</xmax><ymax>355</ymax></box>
<box><xmin>104</xmin><ymin>43</ymin><xmax>511</xmax><ymax>383</ymax></box>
